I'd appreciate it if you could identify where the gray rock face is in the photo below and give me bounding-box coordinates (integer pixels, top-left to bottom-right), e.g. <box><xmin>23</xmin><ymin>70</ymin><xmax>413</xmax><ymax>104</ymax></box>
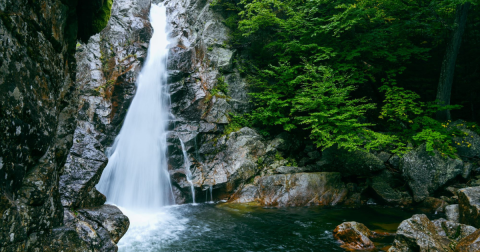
<box><xmin>158</xmin><ymin>0</ymin><xmax>258</xmax><ymax>200</ymax></box>
<box><xmin>458</xmin><ymin>186</ymin><xmax>480</xmax><ymax>228</ymax></box>
<box><xmin>401</xmin><ymin>144</ymin><xmax>464</xmax><ymax>202</ymax></box>
<box><xmin>321</xmin><ymin>145</ymin><xmax>385</xmax><ymax>177</ymax></box>
<box><xmin>195</xmin><ymin>128</ymin><xmax>266</xmax><ymax>193</ymax></box>
<box><xmin>256</xmin><ymin>172</ymin><xmax>348</xmax><ymax>207</ymax></box>
<box><xmin>0</xmin><ymin>0</ymin><xmax>112</xmax><ymax>250</ymax></box>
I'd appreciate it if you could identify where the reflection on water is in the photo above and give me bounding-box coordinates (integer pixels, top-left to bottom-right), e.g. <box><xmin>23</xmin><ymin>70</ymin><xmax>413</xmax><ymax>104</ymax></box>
<box><xmin>118</xmin><ymin>204</ymin><xmax>429</xmax><ymax>252</ymax></box>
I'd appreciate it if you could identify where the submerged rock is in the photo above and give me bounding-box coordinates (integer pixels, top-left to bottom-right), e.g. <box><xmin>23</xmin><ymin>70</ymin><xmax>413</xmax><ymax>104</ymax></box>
<box><xmin>458</xmin><ymin>186</ymin><xmax>480</xmax><ymax>228</ymax></box>
<box><xmin>401</xmin><ymin>144</ymin><xmax>464</xmax><ymax>202</ymax></box>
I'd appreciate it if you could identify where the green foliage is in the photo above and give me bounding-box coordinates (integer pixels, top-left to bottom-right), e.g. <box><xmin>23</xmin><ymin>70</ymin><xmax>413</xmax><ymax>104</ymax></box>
<box><xmin>91</xmin><ymin>0</ymin><xmax>113</xmax><ymax>35</ymax></box>
<box><xmin>212</xmin><ymin>0</ymin><xmax>480</xmax><ymax>153</ymax></box>
<box><xmin>379</xmin><ymin>85</ymin><xmax>463</xmax><ymax>157</ymax></box>
<box><xmin>224</xmin><ymin>113</ymin><xmax>251</xmax><ymax>136</ymax></box>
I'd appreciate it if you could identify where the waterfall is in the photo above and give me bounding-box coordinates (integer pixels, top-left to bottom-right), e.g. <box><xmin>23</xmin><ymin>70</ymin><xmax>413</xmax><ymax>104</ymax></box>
<box><xmin>179</xmin><ymin>139</ymin><xmax>196</xmax><ymax>204</ymax></box>
<box><xmin>96</xmin><ymin>4</ymin><xmax>174</xmax><ymax>210</ymax></box>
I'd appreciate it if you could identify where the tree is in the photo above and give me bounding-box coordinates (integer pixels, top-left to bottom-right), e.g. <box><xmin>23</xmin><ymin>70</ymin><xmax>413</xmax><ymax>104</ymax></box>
<box><xmin>436</xmin><ymin>2</ymin><xmax>471</xmax><ymax>121</ymax></box>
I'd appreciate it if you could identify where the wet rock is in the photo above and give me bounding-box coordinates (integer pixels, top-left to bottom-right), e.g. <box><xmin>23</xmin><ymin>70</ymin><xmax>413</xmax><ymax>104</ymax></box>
<box><xmin>333</xmin><ymin>222</ymin><xmax>375</xmax><ymax>250</ymax></box>
<box><xmin>230</xmin><ymin>184</ymin><xmax>260</xmax><ymax>203</ymax></box>
<box><xmin>389</xmin><ymin>214</ymin><xmax>453</xmax><ymax>252</ymax></box>
<box><xmin>194</xmin><ymin>128</ymin><xmax>266</xmax><ymax>194</ymax></box>
<box><xmin>458</xmin><ymin>186</ymin><xmax>480</xmax><ymax>228</ymax></box>
<box><xmin>446</xmin><ymin>204</ymin><xmax>460</xmax><ymax>223</ymax></box>
<box><xmin>455</xmin><ymin>229</ymin><xmax>480</xmax><ymax>252</ymax></box>
<box><xmin>321</xmin><ymin>145</ymin><xmax>385</xmax><ymax>177</ymax></box>
<box><xmin>64</xmin><ymin>204</ymin><xmax>129</xmax><ymax>251</ymax></box>
<box><xmin>401</xmin><ymin>144</ymin><xmax>464</xmax><ymax>202</ymax></box>
<box><xmin>78</xmin><ymin>205</ymin><xmax>130</xmax><ymax>243</ymax></box>
<box><xmin>256</xmin><ymin>172</ymin><xmax>348</xmax><ymax>207</ymax></box>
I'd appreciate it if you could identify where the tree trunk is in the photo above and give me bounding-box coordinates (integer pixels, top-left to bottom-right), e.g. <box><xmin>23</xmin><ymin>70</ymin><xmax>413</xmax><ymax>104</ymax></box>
<box><xmin>436</xmin><ymin>2</ymin><xmax>470</xmax><ymax>121</ymax></box>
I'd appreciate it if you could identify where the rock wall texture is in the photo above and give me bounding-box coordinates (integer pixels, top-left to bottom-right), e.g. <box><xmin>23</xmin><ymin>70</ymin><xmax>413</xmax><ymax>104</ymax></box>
<box><xmin>159</xmin><ymin>0</ymin><xmax>258</xmax><ymax>201</ymax></box>
<box><xmin>0</xmin><ymin>0</ymin><xmax>118</xmax><ymax>250</ymax></box>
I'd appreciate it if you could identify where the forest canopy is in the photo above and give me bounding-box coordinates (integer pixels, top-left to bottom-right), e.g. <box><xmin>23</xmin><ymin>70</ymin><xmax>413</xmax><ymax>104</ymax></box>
<box><xmin>211</xmin><ymin>0</ymin><xmax>480</xmax><ymax>157</ymax></box>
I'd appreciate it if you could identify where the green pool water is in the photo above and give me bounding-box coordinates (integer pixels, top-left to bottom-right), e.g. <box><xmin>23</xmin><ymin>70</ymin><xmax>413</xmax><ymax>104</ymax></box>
<box><xmin>118</xmin><ymin>203</ymin><xmax>432</xmax><ymax>252</ymax></box>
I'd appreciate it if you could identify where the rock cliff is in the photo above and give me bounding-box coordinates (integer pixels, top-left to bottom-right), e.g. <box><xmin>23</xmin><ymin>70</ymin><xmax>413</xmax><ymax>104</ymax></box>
<box><xmin>0</xmin><ymin>0</ymin><xmax>121</xmax><ymax>250</ymax></box>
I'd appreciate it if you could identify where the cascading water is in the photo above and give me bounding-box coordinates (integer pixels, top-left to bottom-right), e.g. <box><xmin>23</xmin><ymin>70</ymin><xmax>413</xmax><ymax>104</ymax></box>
<box><xmin>96</xmin><ymin>3</ymin><xmax>174</xmax><ymax>210</ymax></box>
<box><xmin>179</xmin><ymin>139</ymin><xmax>196</xmax><ymax>204</ymax></box>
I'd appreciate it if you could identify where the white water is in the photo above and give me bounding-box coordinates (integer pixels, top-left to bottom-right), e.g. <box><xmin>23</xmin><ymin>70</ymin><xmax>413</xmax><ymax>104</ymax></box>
<box><xmin>96</xmin><ymin>4</ymin><xmax>174</xmax><ymax>210</ymax></box>
<box><xmin>179</xmin><ymin>139</ymin><xmax>196</xmax><ymax>204</ymax></box>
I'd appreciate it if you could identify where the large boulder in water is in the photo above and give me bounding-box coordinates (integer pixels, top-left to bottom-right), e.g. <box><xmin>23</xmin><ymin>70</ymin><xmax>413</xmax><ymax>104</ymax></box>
<box><xmin>64</xmin><ymin>205</ymin><xmax>130</xmax><ymax>251</ymax></box>
<box><xmin>231</xmin><ymin>172</ymin><xmax>348</xmax><ymax>207</ymax></box>
<box><xmin>401</xmin><ymin>144</ymin><xmax>464</xmax><ymax>202</ymax></box>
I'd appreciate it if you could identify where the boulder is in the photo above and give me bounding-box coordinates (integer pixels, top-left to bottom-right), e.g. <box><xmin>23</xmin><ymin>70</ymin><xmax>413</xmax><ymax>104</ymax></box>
<box><xmin>455</xmin><ymin>229</ymin><xmax>480</xmax><ymax>252</ymax></box>
<box><xmin>64</xmin><ymin>205</ymin><xmax>129</xmax><ymax>251</ymax></box>
<box><xmin>401</xmin><ymin>144</ymin><xmax>464</xmax><ymax>202</ymax></box>
<box><xmin>229</xmin><ymin>184</ymin><xmax>260</xmax><ymax>203</ymax></box>
<box><xmin>458</xmin><ymin>186</ymin><xmax>480</xmax><ymax>228</ymax></box>
<box><xmin>333</xmin><ymin>222</ymin><xmax>375</xmax><ymax>250</ymax></box>
<box><xmin>321</xmin><ymin>145</ymin><xmax>385</xmax><ymax>177</ymax></box>
<box><xmin>388</xmin><ymin>214</ymin><xmax>454</xmax><ymax>252</ymax></box>
<box><xmin>446</xmin><ymin>205</ymin><xmax>460</xmax><ymax>223</ymax></box>
<box><xmin>256</xmin><ymin>172</ymin><xmax>348</xmax><ymax>207</ymax></box>
<box><xmin>432</xmin><ymin>218</ymin><xmax>476</xmax><ymax>242</ymax></box>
